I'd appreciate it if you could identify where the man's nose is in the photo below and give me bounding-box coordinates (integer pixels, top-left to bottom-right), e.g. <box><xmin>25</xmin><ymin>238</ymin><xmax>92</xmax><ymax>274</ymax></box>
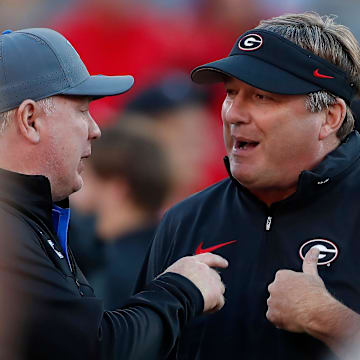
<box><xmin>89</xmin><ymin>117</ymin><xmax>101</xmax><ymax>140</ymax></box>
<box><xmin>222</xmin><ymin>95</ymin><xmax>251</xmax><ymax>125</ymax></box>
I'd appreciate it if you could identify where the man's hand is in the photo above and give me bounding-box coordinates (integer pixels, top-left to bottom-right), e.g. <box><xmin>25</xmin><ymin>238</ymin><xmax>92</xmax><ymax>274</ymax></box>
<box><xmin>266</xmin><ymin>247</ymin><xmax>360</xmax><ymax>358</ymax></box>
<box><xmin>266</xmin><ymin>247</ymin><xmax>328</xmax><ymax>332</ymax></box>
<box><xmin>163</xmin><ymin>253</ymin><xmax>228</xmax><ymax>313</ymax></box>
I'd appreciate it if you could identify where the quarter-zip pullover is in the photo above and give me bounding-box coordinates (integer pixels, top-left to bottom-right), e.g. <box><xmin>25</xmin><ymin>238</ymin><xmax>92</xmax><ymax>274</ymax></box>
<box><xmin>139</xmin><ymin>131</ymin><xmax>360</xmax><ymax>360</ymax></box>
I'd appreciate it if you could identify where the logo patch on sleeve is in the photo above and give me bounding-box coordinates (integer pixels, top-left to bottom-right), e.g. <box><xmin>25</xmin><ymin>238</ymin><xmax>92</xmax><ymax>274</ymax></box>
<box><xmin>299</xmin><ymin>239</ymin><xmax>338</xmax><ymax>266</ymax></box>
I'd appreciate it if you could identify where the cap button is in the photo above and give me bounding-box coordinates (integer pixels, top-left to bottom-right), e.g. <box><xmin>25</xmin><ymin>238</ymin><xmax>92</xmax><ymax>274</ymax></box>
<box><xmin>1</xmin><ymin>29</ymin><xmax>13</xmax><ymax>35</ymax></box>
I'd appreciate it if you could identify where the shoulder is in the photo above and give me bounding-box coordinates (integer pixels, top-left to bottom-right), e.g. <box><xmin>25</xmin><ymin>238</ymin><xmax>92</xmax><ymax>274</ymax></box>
<box><xmin>0</xmin><ymin>206</ymin><xmax>43</xmax><ymax>260</ymax></box>
<box><xmin>0</xmin><ymin>206</ymin><xmax>37</xmax><ymax>238</ymax></box>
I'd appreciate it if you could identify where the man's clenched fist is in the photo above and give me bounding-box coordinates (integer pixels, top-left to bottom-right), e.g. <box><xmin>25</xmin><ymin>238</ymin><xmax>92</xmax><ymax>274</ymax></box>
<box><xmin>266</xmin><ymin>247</ymin><xmax>328</xmax><ymax>332</ymax></box>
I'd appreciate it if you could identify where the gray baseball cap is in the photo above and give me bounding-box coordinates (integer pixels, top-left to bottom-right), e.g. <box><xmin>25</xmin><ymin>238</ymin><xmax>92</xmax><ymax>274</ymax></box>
<box><xmin>0</xmin><ymin>28</ymin><xmax>134</xmax><ymax>113</ymax></box>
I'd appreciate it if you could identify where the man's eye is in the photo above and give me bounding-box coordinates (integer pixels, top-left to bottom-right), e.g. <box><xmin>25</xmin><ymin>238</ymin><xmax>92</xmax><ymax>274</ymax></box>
<box><xmin>225</xmin><ymin>89</ymin><xmax>236</xmax><ymax>96</ymax></box>
<box><xmin>255</xmin><ymin>93</ymin><xmax>272</xmax><ymax>101</ymax></box>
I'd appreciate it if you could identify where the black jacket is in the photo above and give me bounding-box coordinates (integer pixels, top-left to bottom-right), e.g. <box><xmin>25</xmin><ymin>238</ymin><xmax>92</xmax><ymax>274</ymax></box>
<box><xmin>139</xmin><ymin>131</ymin><xmax>360</xmax><ymax>360</ymax></box>
<box><xmin>0</xmin><ymin>168</ymin><xmax>203</xmax><ymax>360</ymax></box>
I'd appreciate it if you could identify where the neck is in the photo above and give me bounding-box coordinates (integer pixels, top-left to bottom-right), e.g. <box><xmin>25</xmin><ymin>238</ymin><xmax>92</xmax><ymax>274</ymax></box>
<box><xmin>250</xmin><ymin>186</ymin><xmax>297</xmax><ymax>207</ymax></box>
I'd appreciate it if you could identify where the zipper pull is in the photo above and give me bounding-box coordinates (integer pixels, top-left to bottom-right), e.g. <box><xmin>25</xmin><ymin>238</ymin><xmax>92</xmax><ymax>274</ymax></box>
<box><xmin>265</xmin><ymin>216</ymin><xmax>272</xmax><ymax>231</ymax></box>
<box><xmin>75</xmin><ymin>279</ymin><xmax>84</xmax><ymax>296</ymax></box>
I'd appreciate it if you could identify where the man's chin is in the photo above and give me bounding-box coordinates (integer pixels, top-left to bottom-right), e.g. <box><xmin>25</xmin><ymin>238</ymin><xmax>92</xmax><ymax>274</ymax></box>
<box><xmin>72</xmin><ymin>175</ymin><xmax>84</xmax><ymax>194</ymax></box>
<box><xmin>48</xmin><ymin>171</ymin><xmax>85</xmax><ymax>202</ymax></box>
<box><xmin>230</xmin><ymin>168</ymin><xmax>262</xmax><ymax>190</ymax></box>
<box><xmin>230</xmin><ymin>163</ymin><xmax>252</xmax><ymax>183</ymax></box>
<box><xmin>55</xmin><ymin>177</ymin><xmax>83</xmax><ymax>201</ymax></box>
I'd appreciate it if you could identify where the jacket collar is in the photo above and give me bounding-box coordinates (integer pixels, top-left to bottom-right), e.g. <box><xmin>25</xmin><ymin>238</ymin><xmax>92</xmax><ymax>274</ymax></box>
<box><xmin>0</xmin><ymin>168</ymin><xmax>69</xmax><ymax>233</ymax></box>
<box><xmin>300</xmin><ymin>130</ymin><xmax>360</xmax><ymax>183</ymax></box>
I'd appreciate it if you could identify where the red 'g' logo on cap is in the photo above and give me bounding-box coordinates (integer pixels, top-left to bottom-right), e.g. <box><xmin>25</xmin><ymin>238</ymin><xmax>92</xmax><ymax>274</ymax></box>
<box><xmin>238</xmin><ymin>34</ymin><xmax>263</xmax><ymax>51</ymax></box>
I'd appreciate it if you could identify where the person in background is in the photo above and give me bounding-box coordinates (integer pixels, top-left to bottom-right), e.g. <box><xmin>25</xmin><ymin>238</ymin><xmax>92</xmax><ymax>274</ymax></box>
<box><xmin>70</xmin><ymin>118</ymin><xmax>172</xmax><ymax>308</ymax></box>
<box><xmin>125</xmin><ymin>72</ymin><xmax>225</xmax><ymax>207</ymax></box>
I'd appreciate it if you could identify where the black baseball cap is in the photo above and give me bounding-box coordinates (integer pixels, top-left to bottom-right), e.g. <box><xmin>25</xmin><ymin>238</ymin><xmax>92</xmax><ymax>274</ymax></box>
<box><xmin>0</xmin><ymin>28</ymin><xmax>134</xmax><ymax>113</ymax></box>
<box><xmin>125</xmin><ymin>72</ymin><xmax>209</xmax><ymax>115</ymax></box>
<box><xmin>191</xmin><ymin>29</ymin><xmax>356</xmax><ymax>104</ymax></box>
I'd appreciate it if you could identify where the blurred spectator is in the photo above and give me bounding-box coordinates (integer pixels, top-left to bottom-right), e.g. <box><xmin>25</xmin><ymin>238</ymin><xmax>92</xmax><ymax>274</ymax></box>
<box><xmin>50</xmin><ymin>0</ymin><xmax>201</xmax><ymax>123</ymax></box>
<box><xmin>69</xmin><ymin>118</ymin><xmax>171</xmax><ymax>309</ymax></box>
<box><xmin>124</xmin><ymin>72</ymin><xmax>226</xmax><ymax>208</ymax></box>
<box><xmin>282</xmin><ymin>0</ymin><xmax>360</xmax><ymax>39</ymax></box>
<box><xmin>0</xmin><ymin>0</ymin><xmax>72</xmax><ymax>29</ymax></box>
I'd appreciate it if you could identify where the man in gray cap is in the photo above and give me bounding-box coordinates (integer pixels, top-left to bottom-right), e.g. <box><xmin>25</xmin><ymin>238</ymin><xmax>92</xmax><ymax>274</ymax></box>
<box><xmin>139</xmin><ymin>12</ymin><xmax>360</xmax><ymax>360</ymax></box>
<box><xmin>0</xmin><ymin>28</ymin><xmax>227</xmax><ymax>359</ymax></box>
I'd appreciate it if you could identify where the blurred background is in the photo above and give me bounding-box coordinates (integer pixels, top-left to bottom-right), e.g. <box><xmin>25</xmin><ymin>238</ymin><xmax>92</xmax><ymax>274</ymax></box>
<box><xmin>2</xmin><ymin>0</ymin><xmax>359</xmax><ymax>307</ymax></box>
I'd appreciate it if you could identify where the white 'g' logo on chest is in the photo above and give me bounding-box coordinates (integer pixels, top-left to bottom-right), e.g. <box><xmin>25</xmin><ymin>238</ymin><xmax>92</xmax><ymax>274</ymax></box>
<box><xmin>299</xmin><ymin>239</ymin><xmax>338</xmax><ymax>266</ymax></box>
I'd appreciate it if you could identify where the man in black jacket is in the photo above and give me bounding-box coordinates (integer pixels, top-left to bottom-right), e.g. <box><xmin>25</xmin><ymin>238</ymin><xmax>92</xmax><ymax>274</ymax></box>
<box><xmin>138</xmin><ymin>12</ymin><xmax>360</xmax><ymax>360</ymax></box>
<box><xmin>0</xmin><ymin>28</ymin><xmax>227</xmax><ymax>359</ymax></box>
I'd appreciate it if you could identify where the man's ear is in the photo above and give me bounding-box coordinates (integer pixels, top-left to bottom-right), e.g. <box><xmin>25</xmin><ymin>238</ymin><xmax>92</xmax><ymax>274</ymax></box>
<box><xmin>15</xmin><ymin>99</ymin><xmax>42</xmax><ymax>144</ymax></box>
<box><xmin>319</xmin><ymin>98</ymin><xmax>347</xmax><ymax>140</ymax></box>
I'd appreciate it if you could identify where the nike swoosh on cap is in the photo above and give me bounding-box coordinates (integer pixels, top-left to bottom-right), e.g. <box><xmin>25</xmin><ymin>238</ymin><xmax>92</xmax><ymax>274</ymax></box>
<box><xmin>195</xmin><ymin>240</ymin><xmax>237</xmax><ymax>255</ymax></box>
<box><xmin>313</xmin><ymin>68</ymin><xmax>335</xmax><ymax>79</ymax></box>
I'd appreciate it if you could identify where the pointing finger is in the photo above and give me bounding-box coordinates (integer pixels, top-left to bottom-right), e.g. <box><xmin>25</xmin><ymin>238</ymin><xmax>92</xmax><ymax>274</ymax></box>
<box><xmin>194</xmin><ymin>253</ymin><xmax>229</xmax><ymax>269</ymax></box>
<box><xmin>302</xmin><ymin>246</ymin><xmax>320</xmax><ymax>275</ymax></box>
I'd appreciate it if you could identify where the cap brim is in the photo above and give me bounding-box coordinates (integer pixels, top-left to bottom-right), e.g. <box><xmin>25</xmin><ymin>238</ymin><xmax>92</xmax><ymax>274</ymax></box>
<box><xmin>61</xmin><ymin>75</ymin><xmax>134</xmax><ymax>98</ymax></box>
<box><xmin>191</xmin><ymin>55</ymin><xmax>322</xmax><ymax>95</ymax></box>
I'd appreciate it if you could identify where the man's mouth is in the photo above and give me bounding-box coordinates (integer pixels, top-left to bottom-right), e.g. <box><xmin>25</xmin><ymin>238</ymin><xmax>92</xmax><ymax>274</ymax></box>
<box><xmin>234</xmin><ymin>140</ymin><xmax>259</xmax><ymax>150</ymax></box>
<box><xmin>79</xmin><ymin>153</ymin><xmax>90</xmax><ymax>171</ymax></box>
<box><xmin>81</xmin><ymin>152</ymin><xmax>91</xmax><ymax>160</ymax></box>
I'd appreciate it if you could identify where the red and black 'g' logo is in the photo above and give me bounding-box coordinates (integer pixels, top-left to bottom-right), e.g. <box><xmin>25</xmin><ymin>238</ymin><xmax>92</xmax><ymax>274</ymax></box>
<box><xmin>238</xmin><ymin>34</ymin><xmax>263</xmax><ymax>51</ymax></box>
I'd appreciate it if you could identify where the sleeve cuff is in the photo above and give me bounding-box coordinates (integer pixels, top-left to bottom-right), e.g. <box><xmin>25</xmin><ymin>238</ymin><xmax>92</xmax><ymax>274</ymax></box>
<box><xmin>155</xmin><ymin>272</ymin><xmax>204</xmax><ymax>315</ymax></box>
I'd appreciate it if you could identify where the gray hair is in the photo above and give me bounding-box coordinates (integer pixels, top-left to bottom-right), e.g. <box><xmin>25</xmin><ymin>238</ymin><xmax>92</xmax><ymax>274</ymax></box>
<box><xmin>256</xmin><ymin>12</ymin><xmax>360</xmax><ymax>141</ymax></box>
<box><xmin>0</xmin><ymin>97</ymin><xmax>56</xmax><ymax>135</ymax></box>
